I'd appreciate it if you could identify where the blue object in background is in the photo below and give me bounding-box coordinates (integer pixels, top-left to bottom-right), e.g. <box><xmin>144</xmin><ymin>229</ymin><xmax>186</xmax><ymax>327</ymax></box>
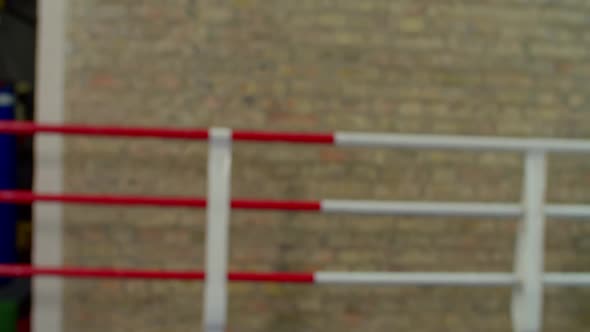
<box><xmin>0</xmin><ymin>83</ymin><xmax>17</xmax><ymax>283</ymax></box>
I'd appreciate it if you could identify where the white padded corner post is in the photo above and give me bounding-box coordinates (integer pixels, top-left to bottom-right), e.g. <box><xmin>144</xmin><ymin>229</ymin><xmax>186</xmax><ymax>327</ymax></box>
<box><xmin>512</xmin><ymin>151</ymin><xmax>547</xmax><ymax>332</ymax></box>
<box><xmin>203</xmin><ymin>128</ymin><xmax>233</xmax><ymax>332</ymax></box>
<box><xmin>33</xmin><ymin>0</ymin><xmax>68</xmax><ymax>332</ymax></box>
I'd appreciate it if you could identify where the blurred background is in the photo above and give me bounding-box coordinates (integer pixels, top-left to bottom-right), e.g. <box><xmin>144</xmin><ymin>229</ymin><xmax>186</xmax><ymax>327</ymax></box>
<box><xmin>0</xmin><ymin>0</ymin><xmax>35</xmax><ymax>331</ymax></box>
<box><xmin>3</xmin><ymin>1</ymin><xmax>590</xmax><ymax>331</ymax></box>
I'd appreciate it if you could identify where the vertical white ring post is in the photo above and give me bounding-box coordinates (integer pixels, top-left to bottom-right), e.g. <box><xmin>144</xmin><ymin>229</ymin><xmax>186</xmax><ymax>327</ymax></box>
<box><xmin>203</xmin><ymin>128</ymin><xmax>233</xmax><ymax>332</ymax></box>
<box><xmin>511</xmin><ymin>150</ymin><xmax>547</xmax><ymax>332</ymax></box>
<box><xmin>34</xmin><ymin>0</ymin><xmax>67</xmax><ymax>331</ymax></box>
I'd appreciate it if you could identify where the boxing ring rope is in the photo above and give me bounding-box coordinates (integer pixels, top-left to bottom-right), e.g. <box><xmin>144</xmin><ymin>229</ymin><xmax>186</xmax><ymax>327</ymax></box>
<box><xmin>1</xmin><ymin>191</ymin><xmax>590</xmax><ymax>218</ymax></box>
<box><xmin>1</xmin><ymin>264</ymin><xmax>589</xmax><ymax>287</ymax></box>
<box><xmin>3</xmin><ymin>120</ymin><xmax>590</xmax><ymax>152</ymax></box>
<box><xmin>1</xmin><ymin>121</ymin><xmax>590</xmax><ymax>332</ymax></box>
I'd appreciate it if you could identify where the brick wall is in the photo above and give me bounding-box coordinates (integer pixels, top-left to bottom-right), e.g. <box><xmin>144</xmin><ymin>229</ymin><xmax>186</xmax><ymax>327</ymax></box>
<box><xmin>63</xmin><ymin>1</ymin><xmax>590</xmax><ymax>331</ymax></box>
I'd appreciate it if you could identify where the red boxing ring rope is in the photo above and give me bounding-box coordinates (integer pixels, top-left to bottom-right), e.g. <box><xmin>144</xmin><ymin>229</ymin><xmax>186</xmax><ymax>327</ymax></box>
<box><xmin>0</xmin><ymin>190</ymin><xmax>207</xmax><ymax>208</ymax></box>
<box><xmin>0</xmin><ymin>121</ymin><xmax>210</xmax><ymax>139</ymax></box>
<box><xmin>0</xmin><ymin>265</ymin><xmax>315</xmax><ymax>283</ymax></box>
<box><xmin>0</xmin><ymin>191</ymin><xmax>321</xmax><ymax>211</ymax></box>
<box><xmin>0</xmin><ymin>122</ymin><xmax>326</xmax><ymax>288</ymax></box>
<box><xmin>0</xmin><ymin>121</ymin><xmax>335</xmax><ymax>144</ymax></box>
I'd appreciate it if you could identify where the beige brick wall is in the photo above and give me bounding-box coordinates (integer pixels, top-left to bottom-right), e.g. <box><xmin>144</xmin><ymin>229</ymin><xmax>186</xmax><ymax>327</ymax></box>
<box><xmin>62</xmin><ymin>1</ymin><xmax>590</xmax><ymax>331</ymax></box>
